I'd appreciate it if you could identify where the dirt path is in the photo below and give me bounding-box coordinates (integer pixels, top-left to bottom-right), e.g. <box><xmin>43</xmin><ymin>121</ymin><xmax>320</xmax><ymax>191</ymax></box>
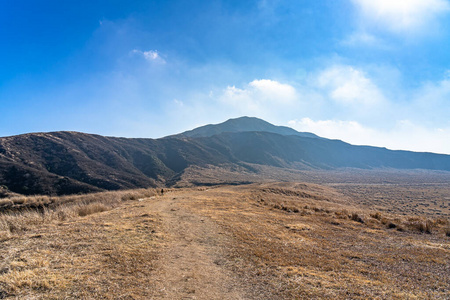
<box><xmin>148</xmin><ymin>192</ymin><xmax>245</xmax><ymax>299</ymax></box>
<box><xmin>0</xmin><ymin>189</ymin><xmax>247</xmax><ymax>299</ymax></box>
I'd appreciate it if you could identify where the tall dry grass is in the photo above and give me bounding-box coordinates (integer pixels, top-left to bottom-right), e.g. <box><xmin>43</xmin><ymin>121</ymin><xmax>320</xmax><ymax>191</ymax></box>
<box><xmin>0</xmin><ymin>188</ymin><xmax>160</xmax><ymax>240</ymax></box>
<box><xmin>254</xmin><ymin>188</ymin><xmax>450</xmax><ymax>237</ymax></box>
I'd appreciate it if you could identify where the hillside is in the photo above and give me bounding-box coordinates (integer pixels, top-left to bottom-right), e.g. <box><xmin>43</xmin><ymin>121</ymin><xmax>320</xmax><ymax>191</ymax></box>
<box><xmin>0</xmin><ymin>132</ymin><xmax>230</xmax><ymax>195</ymax></box>
<box><xmin>174</xmin><ymin>116</ymin><xmax>320</xmax><ymax>138</ymax></box>
<box><xmin>1</xmin><ymin>117</ymin><xmax>450</xmax><ymax>195</ymax></box>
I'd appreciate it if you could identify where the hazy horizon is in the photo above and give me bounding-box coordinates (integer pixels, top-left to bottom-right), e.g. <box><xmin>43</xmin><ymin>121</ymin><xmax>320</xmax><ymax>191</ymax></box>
<box><xmin>2</xmin><ymin>1</ymin><xmax>450</xmax><ymax>154</ymax></box>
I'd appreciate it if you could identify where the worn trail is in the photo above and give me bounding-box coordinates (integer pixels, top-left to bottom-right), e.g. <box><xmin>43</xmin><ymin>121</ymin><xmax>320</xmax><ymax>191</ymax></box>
<box><xmin>147</xmin><ymin>192</ymin><xmax>245</xmax><ymax>299</ymax></box>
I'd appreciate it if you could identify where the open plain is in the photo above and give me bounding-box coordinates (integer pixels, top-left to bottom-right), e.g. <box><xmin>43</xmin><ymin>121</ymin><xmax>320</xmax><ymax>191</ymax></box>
<box><xmin>0</xmin><ymin>171</ymin><xmax>449</xmax><ymax>299</ymax></box>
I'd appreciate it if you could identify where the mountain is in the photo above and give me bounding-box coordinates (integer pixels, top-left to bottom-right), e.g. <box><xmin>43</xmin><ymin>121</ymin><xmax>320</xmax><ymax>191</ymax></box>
<box><xmin>0</xmin><ymin>131</ymin><xmax>230</xmax><ymax>195</ymax></box>
<box><xmin>1</xmin><ymin>117</ymin><xmax>449</xmax><ymax>195</ymax></box>
<box><xmin>200</xmin><ymin>131</ymin><xmax>450</xmax><ymax>170</ymax></box>
<box><xmin>174</xmin><ymin>116</ymin><xmax>320</xmax><ymax>138</ymax></box>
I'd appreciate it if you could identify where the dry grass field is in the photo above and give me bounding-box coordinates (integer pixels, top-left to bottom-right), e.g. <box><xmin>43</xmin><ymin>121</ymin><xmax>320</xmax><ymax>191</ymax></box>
<box><xmin>0</xmin><ymin>173</ymin><xmax>449</xmax><ymax>299</ymax></box>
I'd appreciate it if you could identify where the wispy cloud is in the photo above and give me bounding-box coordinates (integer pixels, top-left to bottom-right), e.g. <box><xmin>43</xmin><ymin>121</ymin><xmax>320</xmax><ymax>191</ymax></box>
<box><xmin>351</xmin><ymin>0</ymin><xmax>450</xmax><ymax>35</ymax></box>
<box><xmin>410</xmin><ymin>75</ymin><xmax>450</xmax><ymax>125</ymax></box>
<box><xmin>288</xmin><ymin>118</ymin><xmax>450</xmax><ymax>154</ymax></box>
<box><xmin>340</xmin><ymin>31</ymin><xmax>390</xmax><ymax>48</ymax></box>
<box><xmin>131</xmin><ymin>49</ymin><xmax>166</xmax><ymax>64</ymax></box>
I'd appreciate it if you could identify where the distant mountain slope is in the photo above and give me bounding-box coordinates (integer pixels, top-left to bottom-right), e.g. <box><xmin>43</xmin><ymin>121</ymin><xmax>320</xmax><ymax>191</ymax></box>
<box><xmin>174</xmin><ymin>116</ymin><xmax>320</xmax><ymax>138</ymax></box>
<box><xmin>0</xmin><ymin>131</ymin><xmax>233</xmax><ymax>195</ymax></box>
<box><xmin>200</xmin><ymin>131</ymin><xmax>450</xmax><ymax>170</ymax></box>
<box><xmin>1</xmin><ymin>117</ymin><xmax>449</xmax><ymax>195</ymax></box>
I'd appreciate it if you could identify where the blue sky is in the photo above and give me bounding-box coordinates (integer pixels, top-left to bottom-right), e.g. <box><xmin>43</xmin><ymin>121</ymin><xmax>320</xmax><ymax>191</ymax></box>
<box><xmin>1</xmin><ymin>0</ymin><xmax>450</xmax><ymax>154</ymax></box>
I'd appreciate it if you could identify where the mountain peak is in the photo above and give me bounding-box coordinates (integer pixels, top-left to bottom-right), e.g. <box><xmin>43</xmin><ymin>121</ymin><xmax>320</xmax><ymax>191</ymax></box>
<box><xmin>174</xmin><ymin>116</ymin><xmax>320</xmax><ymax>139</ymax></box>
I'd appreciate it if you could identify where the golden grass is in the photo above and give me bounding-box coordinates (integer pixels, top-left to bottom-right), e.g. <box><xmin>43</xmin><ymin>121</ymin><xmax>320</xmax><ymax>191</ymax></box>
<box><xmin>0</xmin><ymin>182</ymin><xmax>448</xmax><ymax>298</ymax></box>
<box><xmin>183</xmin><ymin>183</ymin><xmax>450</xmax><ymax>299</ymax></box>
<box><xmin>0</xmin><ymin>193</ymin><xmax>163</xmax><ymax>298</ymax></box>
<box><xmin>0</xmin><ymin>188</ymin><xmax>160</xmax><ymax>241</ymax></box>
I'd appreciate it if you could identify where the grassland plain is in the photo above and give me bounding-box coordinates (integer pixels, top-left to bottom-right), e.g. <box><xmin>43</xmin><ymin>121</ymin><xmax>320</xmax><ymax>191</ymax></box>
<box><xmin>0</xmin><ymin>180</ymin><xmax>449</xmax><ymax>299</ymax></box>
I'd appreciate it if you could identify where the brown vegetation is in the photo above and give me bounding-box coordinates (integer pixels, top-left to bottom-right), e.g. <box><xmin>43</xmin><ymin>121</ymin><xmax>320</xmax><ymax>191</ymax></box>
<box><xmin>0</xmin><ymin>188</ymin><xmax>159</xmax><ymax>242</ymax></box>
<box><xmin>191</xmin><ymin>183</ymin><xmax>449</xmax><ymax>299</ymax></box>
<box><xmin>0</xmin><ymin>179</ymin><xmax>449</xmax><ymax>299</ymax></box>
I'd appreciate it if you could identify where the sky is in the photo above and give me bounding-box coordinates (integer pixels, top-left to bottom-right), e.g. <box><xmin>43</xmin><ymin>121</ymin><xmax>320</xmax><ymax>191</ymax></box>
<box><xmin>1</xmin><ymin>0</ymin><xmax>450</xmax><ymax>154</ymax></box>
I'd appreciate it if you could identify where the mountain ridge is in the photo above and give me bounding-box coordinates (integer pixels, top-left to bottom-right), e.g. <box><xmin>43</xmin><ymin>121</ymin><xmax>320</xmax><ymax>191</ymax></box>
<box><xmin>172</xmin><ymin>116</ymin><xmax>320</xmax><ymax>139</ymax></box>
<box><xmin>1</xmin><ymin>117</ymin><xmax>449</xmax><ymax>195</ymax></box>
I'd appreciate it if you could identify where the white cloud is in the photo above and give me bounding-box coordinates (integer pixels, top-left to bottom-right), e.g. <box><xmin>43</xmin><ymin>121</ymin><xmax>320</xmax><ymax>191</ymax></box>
<box><xmin>341</xmin><ymin>31</ymin><xmax>377</xmax><ymax>45</ymax></box>
<box><xmin>340</xmin><ymin>31</ymin><xmax>391</xmax><ymax>48</ymax></box>
<box><xmin>351</xmin><ymin>0</ymin><xmax>450</xmax><ymax>34</ymax></box>
<box><xmin>221</xmin><ymin>85</ymin><xmax>258</xmax><ymax>111</ymax></box>
<box><xmin>289</xmin><ymin>118</ymin><xmax>375</xmax><ymax>142</ymax></box>
<box><xmin>284</xmin><ymin>69</ymin><xmax>450</xmax><ymax>154</ymax></box>
<box><xmin>160</xmin><ymin>67</ymin><xmax>449</xmax><ymax>154</ymax></box>
<box><xmin>131</xmin><ymin>49</ymin><xmax>166</xmax><ymax>64</ymax></box>
<box><xmin>218</xmin><ymin>70</ymin><xmax>385</xmax><ymax>117</ymax></box>
<box><xmin>289</xmin><ymin>118</ymin><xmax>450</xmax><ymax>154</ymax></box>
<box><xmin>410</xmin><ymin>76</ymin><xmax>450</xmax><ymax>125</ymax></box>
<box><xmin>249</xmin><ymin>79</ymin><xmax>297</xmax><ymax>103</ymax></box>
<box><xmin>445</xmin><ymin>70</ymin><xmax>450</xmax><ymax>80</ymax></box>
<box><xmin>214</xmin><ymin>66</ymin><xmax>393</xmax><ymax>126</ymax></box>
<box><xmin>173</xmin><ymin>99</ymin><xmax>184</xmax><ymax>107</ymax></box>
<box><xmin>315</xmin><ymin>65</ymin><xmax>387</xmax><ymax>107</ymax></box>
<box><xmin>219</xmin><ymin>79</ymin><xmax>297</xmax><ymax>113</ymax></box>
